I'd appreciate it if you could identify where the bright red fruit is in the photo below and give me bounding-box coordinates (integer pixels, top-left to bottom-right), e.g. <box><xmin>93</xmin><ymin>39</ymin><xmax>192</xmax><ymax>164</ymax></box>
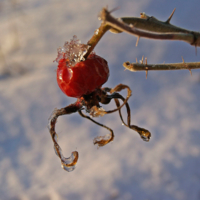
<box><xmin>57</xmin><ymin>54</ymin><xmax>109</xmax><ymax>98</ymax></box>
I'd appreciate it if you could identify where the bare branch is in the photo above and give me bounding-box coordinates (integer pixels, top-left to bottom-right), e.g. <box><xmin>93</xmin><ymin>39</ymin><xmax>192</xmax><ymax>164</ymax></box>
<box><xmin>100</xmin><ymin>7</ymin><xmax>200</xmax><ymax>47</ymax></box>
<box><xmin>123</xmin><ymin>59</ymin><xmax>200</xmax><ymax>75</ymax></box>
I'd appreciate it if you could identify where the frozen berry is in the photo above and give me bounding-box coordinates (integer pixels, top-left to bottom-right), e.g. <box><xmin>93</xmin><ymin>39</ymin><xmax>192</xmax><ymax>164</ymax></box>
<box><xmin>57</xmin><ymin>54</ymin><xmax>109</xmax><ymax>98</ymax></box>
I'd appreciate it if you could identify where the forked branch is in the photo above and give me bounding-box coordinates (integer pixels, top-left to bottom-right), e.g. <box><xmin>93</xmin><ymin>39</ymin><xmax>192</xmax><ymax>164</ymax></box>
<box><xmin>85</xmin><ymin>7</ymin><xmax>200</xmax><ymax>64</ymax></box>
<box><xmin>99</xmin><ymin>7</ymin><xmax>200</xmax><ymax>47</ymax></box>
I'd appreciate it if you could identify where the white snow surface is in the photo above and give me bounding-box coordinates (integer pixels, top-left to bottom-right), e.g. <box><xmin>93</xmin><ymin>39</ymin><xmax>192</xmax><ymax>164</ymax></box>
<box><xmin>0</xmin><ymin>0</ymin><xmax>200</xmax><ymax>200</ymax></box>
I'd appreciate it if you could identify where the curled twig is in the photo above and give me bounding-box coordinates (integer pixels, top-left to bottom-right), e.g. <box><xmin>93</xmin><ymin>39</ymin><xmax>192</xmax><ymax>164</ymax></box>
<box><xmin>48</xmin><ymin>104</ymin><xmax>80</xmax><ymax>171</ymax></box>
<box><xmin>114</xmin><ymin>95</ymin><xmax>151</xmax><ymax>142</ymax></box>
<box><xmin>78</xmin><ymin>110</ymin><xmax>114</xmax><ymax>147</ymax></box>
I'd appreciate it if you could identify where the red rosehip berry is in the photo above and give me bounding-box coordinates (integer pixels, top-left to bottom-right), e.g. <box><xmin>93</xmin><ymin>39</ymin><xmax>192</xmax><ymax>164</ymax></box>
<box><xmin>55</xmin><ymin>36</ymin><xmax>109</xmax><ymax>98</ymax></box>
<box><xmin>57</xmin><ymin>53</ymin><xmax>109</xmax><ymax>98</ymax></box>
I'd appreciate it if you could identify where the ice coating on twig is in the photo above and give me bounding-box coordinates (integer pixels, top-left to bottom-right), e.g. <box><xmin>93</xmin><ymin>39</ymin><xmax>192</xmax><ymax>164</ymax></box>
<box><xmin>89</xmin><ymin>106</ymin><xmax>106</xmax><ymax>117</ymax></box>
<box><xmin>93</xmin><ymin>132</ymin><xmax>114</xmax><ymax>147</ymax></box>
<box><xmin>55</xmin><ymin>35</ymin><xmax>90</xmax><ymax>66</ymax></box>
<box><xmin>48</xmin><ymin>108</ymin><xmax>79</xmax><ymax>172</ymax></box>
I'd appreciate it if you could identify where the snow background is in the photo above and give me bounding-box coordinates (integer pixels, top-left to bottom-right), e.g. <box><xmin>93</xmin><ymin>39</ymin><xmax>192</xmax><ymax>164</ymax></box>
<box><xmin>0</xmin><ymin>0</ymin><xmax>200</xmax><ymax>199</ymax></box>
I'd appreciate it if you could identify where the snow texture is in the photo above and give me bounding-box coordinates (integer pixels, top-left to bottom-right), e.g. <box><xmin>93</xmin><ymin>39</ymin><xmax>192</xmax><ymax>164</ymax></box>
<box><xmin>0</xmin><ymin>0</ymin><xmax>200</xmax><ymax>199</ymax></box>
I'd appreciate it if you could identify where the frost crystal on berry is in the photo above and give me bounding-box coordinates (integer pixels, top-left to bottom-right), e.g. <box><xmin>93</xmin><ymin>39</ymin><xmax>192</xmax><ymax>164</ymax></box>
<box><xmin>55</xmin><ymin>35</ymin><xmax>90</xmax><ymax>66</ymax></box>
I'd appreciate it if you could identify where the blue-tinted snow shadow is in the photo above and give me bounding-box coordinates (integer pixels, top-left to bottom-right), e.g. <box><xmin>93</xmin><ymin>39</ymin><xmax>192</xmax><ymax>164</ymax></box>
<box><xmin>112</xmin><ymin>139</ymin><xmax>200</xmax><ymax>200</ymax></box>
<box><xmin>0</xmin><ymin>98</ymin><xmax>32</xmax><ymax>192</ymax></box>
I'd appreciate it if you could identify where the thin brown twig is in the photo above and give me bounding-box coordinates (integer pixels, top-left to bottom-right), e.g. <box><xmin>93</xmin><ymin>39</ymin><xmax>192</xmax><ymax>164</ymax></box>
<box><xmin>84</xmin><ymin>23</ymin><xmax>110</xmax><ymax>59</ymax></box>
<box><xmin>123</xmin><ymin>60</ymin><xmax>200</xmax><ymax>73</ymax></box>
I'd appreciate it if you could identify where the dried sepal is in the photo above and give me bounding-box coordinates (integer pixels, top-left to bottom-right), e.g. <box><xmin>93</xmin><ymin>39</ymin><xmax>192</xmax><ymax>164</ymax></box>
<box><xmin>104</xmin><ymin>84</ymin><xmax>132</xmax><ymax>114</ymax></box>
<box><xmin>78</xmin><ymin>110</ymin><xmax>114</xmax><ymax>147</ymax></box>
<box><xmin>48</xmin><ymin>104</ymin><xmax>81</xmax><ymax>172</ymax></box>
<box><xmin>114</xmin><ymin>96</ymin><xmax>151</xmax><ymax>142</ymax></box>
<box><xmin>90</xmin><ymin>106</ymin><xmax>106</xmax><ymax>117</ymax></box>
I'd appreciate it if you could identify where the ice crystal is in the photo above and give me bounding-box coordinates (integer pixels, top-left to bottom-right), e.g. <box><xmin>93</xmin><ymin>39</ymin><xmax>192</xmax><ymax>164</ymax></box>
<box><xmin>55</xmin><ymin>35</ymin><xmax>90</xmax><ymax>66</ymax></box>
<box><xmin>90</xmin><ymin>106</ymin><xmax>106</xmax><ymax>117</ymax></box>
<box><xmin>95</xmin><ymin>29</ymin><xmax>99</xmax><ymax>35</ymax></box>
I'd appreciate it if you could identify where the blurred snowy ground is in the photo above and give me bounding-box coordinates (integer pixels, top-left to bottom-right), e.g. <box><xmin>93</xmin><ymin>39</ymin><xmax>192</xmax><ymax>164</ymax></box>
<box><xmin>0</xmin><ymin>0</ymin><xmax>200</xmax><ymax>199</ymax></box>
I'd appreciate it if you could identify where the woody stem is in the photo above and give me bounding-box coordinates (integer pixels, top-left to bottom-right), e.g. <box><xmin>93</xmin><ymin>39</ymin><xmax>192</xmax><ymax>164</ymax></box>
<box><xmin>84</xmin><ymin>23</ymin><xmax>111</xmax><ymax>59</ymax></box>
